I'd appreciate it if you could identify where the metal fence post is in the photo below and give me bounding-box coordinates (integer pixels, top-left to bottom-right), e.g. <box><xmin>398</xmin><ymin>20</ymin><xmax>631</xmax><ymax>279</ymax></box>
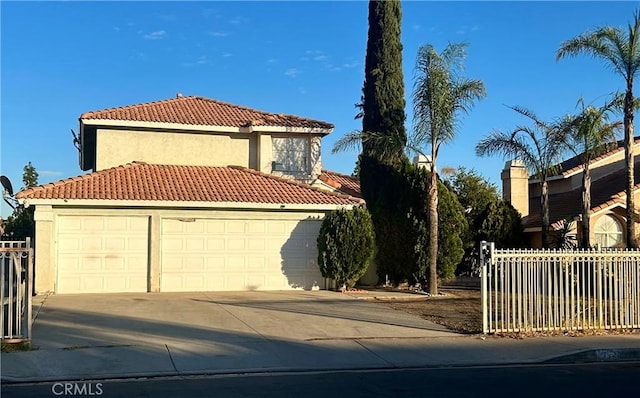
<box><xmin>480</xmin><ymin>240</ymin><xmax>490</xmax><ymax>334</ymax></box>
<box><xmin>25</xmin><ymin>237</ymin><xmax>33</xmax><ymax>340</ymax></box>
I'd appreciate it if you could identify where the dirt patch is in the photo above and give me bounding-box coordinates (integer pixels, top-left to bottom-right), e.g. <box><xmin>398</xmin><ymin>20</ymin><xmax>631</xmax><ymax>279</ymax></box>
<box><xmin>379</xmin><ymin>289</ymin><xmax>482</xmax><ymax>334</ymax></box>
<box><xmin>379</xmin><ymin>289</ymin><xmax>640</xmax><ymax>337</ymax></box>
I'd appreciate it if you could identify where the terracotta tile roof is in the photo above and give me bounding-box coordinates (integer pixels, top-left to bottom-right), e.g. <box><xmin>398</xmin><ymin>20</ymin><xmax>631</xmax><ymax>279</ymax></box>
<box><xmin>318</xmin><ymin>170</ymin><xmax>362</xmax><ymax>199</ymax></box>
<box><xmin>16</xmin><ymin>163</ymin><xmax>362</xmax><ymax>206</ymax></box>
<box><xmin>548</xmin><ymin>137</ymin><xmax>640</xmax><ymax>178</ymax></box>
<box><xmin>80</xmin><ymin>95</ymin><xmax>334</xmax><ymax>130</ymax></box>
<box><xmin>525</xmin><ymin>162</ymin><xmax>640</xmax><ymax>229</ymax></box>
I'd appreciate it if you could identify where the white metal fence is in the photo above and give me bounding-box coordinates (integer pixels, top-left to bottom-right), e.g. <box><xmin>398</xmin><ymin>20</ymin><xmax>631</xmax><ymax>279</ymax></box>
<box><xmin>480</xmin><ymin>241</ymin><xmax>640</xmax><ymax>334</ymax></box>
<box><xmin>1</xmin><ymin>238</ymin><xmax>33</xmax><ymax>342</ymax></box>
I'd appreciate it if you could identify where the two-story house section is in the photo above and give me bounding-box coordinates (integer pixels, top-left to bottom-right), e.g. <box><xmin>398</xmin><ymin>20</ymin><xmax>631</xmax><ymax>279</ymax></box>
<box><xmin>16</xmin><ymin>95</ymin><xmax>362</xmax><ymax>295</ymax></box>
<box><xmin>78</xmin><ymin>94</ymin><xmax>332</xmax><ymax>183</ymax></box>
<box><xmin>502</xmin><ymin>138</ymin><xmax>640</xmax><ymax>248</ymax></box>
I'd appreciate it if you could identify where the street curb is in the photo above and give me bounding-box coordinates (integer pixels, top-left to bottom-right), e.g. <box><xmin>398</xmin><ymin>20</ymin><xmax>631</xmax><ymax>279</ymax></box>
<box><xmin>4</xmin><ymin>352</ymin><xmax>640</xmax><ymax>385</ymax></box>
<box><xmin>543</xmin><ymin>348</ymin><xmax>640</xmax><ymax>364</ymax></box>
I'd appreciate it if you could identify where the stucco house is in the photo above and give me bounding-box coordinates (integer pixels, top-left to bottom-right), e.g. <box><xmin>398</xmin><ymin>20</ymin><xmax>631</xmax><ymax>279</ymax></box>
<box><xmin>16</xmin><ymin>95</ymin><xmax>363</xmax><ymax>294</ymax></box>
<box><xmin>502</xmin><ymin>138</ymin><xmax>640</xmax><ymax>248</ymax></box>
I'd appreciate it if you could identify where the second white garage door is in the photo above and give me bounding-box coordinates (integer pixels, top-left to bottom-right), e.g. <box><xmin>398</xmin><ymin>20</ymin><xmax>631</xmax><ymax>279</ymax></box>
<box><xmin>160</xmin><ymin>217</ymin><xmax>325</xmax><ymax>292</ymax></box>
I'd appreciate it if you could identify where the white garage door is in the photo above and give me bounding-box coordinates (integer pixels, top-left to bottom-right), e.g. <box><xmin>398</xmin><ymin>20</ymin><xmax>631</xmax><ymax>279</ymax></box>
<box><xmin>56</xmin><ymin>216</ymin><xmax>149</xmax><ymax>293</ymax></box>
<box><xmin>160</xmin><ymin>217</ymin><xmax>325</xmax><ymax>292</ymax></box>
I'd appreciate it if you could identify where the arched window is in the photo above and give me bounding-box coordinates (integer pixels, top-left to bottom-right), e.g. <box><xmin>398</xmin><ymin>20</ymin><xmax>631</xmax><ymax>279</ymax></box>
<box><xmin>594</xmin><ymin>215</ymin><xmax>623</xmax><ymax>248</ymax></box>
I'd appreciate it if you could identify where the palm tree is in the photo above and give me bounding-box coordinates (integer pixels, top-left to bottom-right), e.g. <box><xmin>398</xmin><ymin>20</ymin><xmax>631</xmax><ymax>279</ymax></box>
<box><xmin>334</xmin><ymin>42</ymin><xmax>485</xmax><ymax>294</ymax></box>
<box><xmin>412</xmin><ymin>42</ymin><xmax>485</xmax><ymax>294</ymax></box>
<box><xmin>557</xmin><ymin>10</ymin><xmax>640</xmax><ymax>247</ymax></box>
<box><xmin>475</xmin><ymin>106</ymin><xmax>567</xmax><ymax>248</ymax></box>
<box><xmin>561</xmin><ymin>97</ymin><xmax>622</xmax><ymax>247</ymax></box>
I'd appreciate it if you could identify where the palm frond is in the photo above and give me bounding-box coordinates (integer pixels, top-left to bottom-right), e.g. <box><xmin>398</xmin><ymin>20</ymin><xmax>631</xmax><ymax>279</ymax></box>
<box><xmin>412</xmin><ymin>42</ymin><xmax>484</xmax><ymax>157</ymax></box>
<box><xmin>331</xmin><ymin>130</ymin><xmax>365</xmax><ymax>155</ymax></box>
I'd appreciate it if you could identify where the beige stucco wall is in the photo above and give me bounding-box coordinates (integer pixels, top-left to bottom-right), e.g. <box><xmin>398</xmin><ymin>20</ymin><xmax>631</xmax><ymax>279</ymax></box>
<box><xmin>95</xmin><ymin>128</ymin><xmax>252</xmax><ymax>170</ymax></box>
<box><xmin>94</xmin><ymin>129</ymin><xmax>323</xmax><ymax>182</ymax></box>
<box><xmin>258</xmin><ymin>133</ymin><xmax>272</xmax><ymax>174</ymax></box>
<box><xmin>33</xmin><ymin>205</ymin><xmax>334</xmax><ymax>293</ymax></box>
<box><xmin>33</xmin><ymin>205</ymin><xmax>54</xmax><ymax>293</ymax></box>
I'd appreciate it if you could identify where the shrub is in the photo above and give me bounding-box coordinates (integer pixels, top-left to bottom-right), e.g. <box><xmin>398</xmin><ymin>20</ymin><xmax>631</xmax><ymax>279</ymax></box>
<box><xmin>317</xmin><ymin>207</ymin><xmax>375</xmax><ymax>289</ymax></box>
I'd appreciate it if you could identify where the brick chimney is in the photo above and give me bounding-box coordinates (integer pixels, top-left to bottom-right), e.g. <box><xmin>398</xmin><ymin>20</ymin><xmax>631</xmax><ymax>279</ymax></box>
<box><xmin>501</xmin><ymin>160</ymin><xmax>529</xmax><ymax>217</ymax></box>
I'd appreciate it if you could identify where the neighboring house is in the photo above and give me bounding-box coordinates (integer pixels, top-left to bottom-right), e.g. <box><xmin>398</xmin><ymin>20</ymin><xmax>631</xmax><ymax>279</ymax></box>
<box><xmin>16</xmin><ymin>95</ymin><xmax>362</xmax><ymax>294</ymax></box>
<box><xmin>502</xmin><ymin>139</ymin><xmax>640</xmax><ymax>248</ymax></box>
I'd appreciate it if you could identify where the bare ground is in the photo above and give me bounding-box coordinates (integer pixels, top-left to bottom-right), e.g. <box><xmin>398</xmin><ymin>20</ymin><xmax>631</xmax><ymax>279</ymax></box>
<box><xmin>378</xmin><ymin>289</ymin><xmax>639</xmax><ymax>337</ymax></box>
<box><xmin>379</xmin><ymin>289</ymin><xmax>482</xmax><ymax>334</ymax></box>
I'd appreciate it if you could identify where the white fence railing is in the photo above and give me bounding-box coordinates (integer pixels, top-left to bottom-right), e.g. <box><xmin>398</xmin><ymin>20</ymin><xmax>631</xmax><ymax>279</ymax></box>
<box><xmin>1</xmin><ymin>238</ymin><xmax>33</xmax><ymax>342</ymax></box>
<box><xmin>480</xmin><ymin>241</ymin><xmax>640</xmax><ymax>334</ymax></box>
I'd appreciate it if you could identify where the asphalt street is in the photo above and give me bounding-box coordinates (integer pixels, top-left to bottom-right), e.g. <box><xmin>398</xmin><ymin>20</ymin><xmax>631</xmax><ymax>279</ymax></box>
<box><xmin>3</xmin><ymin>361</ymin><xmax>638</xmax><ymax>398</ymax></box>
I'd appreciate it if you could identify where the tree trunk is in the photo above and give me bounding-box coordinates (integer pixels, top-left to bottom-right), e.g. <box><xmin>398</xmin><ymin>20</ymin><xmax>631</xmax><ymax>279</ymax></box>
<box><xmin>541</xmin><ymin>180</ymin><xmax>550</xmax><ymax>248</ymax></box>
<box><xmin>582</xmin><ymin>165</ymin><xmax>591</xmax><ymax>248</ymax></box>
<box><xmin>624</xmin><ymin>83</ymin><xmax>636</xmax><ymax>248</ymax></box>
<box><xmin>429</xmin><ymin>161</ymin><xmax>438</xmax><ymax>295</ymax></box>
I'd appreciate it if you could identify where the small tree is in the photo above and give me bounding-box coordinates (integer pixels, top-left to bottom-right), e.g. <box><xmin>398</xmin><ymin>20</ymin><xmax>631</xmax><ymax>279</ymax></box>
<box><xmin>2</xmin><ymin>162</ymin><xmax>39</xmax><ymax>241</ymax></box>
<box><xmin>22</xmin><ymin>162</ymin><xmax>39</xmax><ymax>189</ymax></box>
<box><xmin>477</xmin><ymin>200</ymin><xmax>525</xmax><ymax>249</ymax></box>
<box><xmin>317</xmin><ymin>207</ymin><xmax>375</xmax><ymax>290</ymax></box>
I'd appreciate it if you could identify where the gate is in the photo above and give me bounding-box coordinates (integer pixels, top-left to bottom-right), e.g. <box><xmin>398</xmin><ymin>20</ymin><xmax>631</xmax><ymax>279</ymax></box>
<box><xmin>1</xmin><ymin>238</ymin><xmax>34</xmax><ymax>342</ymax></box>
<box><xmin>480</xmin><ymin>241</ymin><xmax>640</xmax><ymax>334</ymax></box>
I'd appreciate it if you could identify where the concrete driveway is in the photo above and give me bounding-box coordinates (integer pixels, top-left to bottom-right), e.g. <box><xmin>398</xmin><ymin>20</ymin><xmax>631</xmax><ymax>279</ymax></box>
<box><xmin>31</xmin><ymin>290</ymin><xmax>453</xmax><ymax>350</ymax></box>
<box><xmin>5</xmin><ymin>290</ymin><xmax>640</xmax><ymax>383</ymax></box>
<box><xmin>2</xmin><ymin>290</ymin><xmax>455</xmax><ymax>381</ymax></box>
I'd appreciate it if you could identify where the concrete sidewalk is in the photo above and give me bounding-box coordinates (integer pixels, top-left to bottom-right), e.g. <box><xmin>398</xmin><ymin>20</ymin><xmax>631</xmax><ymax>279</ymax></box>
<box><xmin>2</xmin><ymin>291</ymin><xmax>639</xmax><ymax>383</ymax></box>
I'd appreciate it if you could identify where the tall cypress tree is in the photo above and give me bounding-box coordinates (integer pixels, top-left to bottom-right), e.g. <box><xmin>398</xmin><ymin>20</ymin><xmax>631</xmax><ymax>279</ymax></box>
<box><xmin>359</xmin><ymin>0</ymin><xmax>409</xmax><ymax>286</ymax></box>
<box><xmin>361</xmin><ymin>0</ymin><xmax>407</xmax><ymax>163</ymax></box>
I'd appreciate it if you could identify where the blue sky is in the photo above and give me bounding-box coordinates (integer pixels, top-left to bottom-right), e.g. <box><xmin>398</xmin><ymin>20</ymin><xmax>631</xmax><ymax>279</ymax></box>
<box><xmin>2</xmin><ymin>1</ymin><xmax>640</xmax><ymax>216</ymax></box>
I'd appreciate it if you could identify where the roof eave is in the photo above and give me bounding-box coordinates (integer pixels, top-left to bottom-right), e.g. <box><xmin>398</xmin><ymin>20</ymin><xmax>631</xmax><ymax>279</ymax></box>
<box><xmin>80</xmin><ymin>118</ymin><xmax>333</xmax><ymax>135</ymax></box>
<box><xmin>17</xmin><ymin>198</ymin><xmax>358</xmax><ymax>211</ymax></box>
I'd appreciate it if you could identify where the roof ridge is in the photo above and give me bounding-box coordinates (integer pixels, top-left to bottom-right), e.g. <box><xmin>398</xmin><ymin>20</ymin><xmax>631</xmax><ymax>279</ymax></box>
<box><xmin>81</xmin><ymin>95</ymin><xmax>323</xmax><ymax>123</ymax></box>
<box><xmin>229</xmin><ymin>166</ymin><xmax>364</xmax><ymax>203</ymax></box>
<box><xmin>80</xmin><ymin>96</ymin><xmax>199</xmax><ymax>118</ymax></box>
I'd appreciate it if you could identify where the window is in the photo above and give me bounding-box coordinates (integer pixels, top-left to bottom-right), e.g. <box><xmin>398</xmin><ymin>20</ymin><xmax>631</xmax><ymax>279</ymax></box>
<box><xmin>272</xmin><ymin>137</ymin><xmax>309</xmax><ymax>173</ymax></box>
<box><xmin>594</xmin><ymin>215</ymin><xmax>623</xmax><ymax>248</ymax></box>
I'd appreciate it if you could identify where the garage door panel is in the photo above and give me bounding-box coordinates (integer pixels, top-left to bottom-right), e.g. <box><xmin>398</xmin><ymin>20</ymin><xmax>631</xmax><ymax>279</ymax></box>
<box><xmin>267</xmin><ymin>222</ymin><xmax>286</xmax><ymax>234</ymax></box>
<box><xmin>227</xmin><ymin>221</ymin><xmax>245</xmax><ymax>234</ymax></box>
<box><xmin>162</xmin><ymin>237</ymin><xmax>184</xmax><ymax>251</ymax></box>
<box><xmin>247</xmin><ymin>239</ymin><xmax>265</xmax><ymax>251</ymax></box>
<box><xmin>247</xmin><ymin>257</ymin><xmax>266</xmax><ymax>269</ymax></box>
<box><xmin>56</xmin><ymin>215</ymin><xmax>149</xmax><ymax>293</ymax></box>
<box><xmin>247</xmin><ymin>222</ymin><xmax>266</xmax><ymax>234</ymax></box>
<box><xmin>207</xmin><ymin>238</ymin><xmax>225</xmax><ymax>250</ymax></box>
<box><xmin>185</xmin><ymin>239</ymin><xmax>205</xmax><ymax>251</ymax></box>
<box><xmin>227</xmin><ymin>257</ymin><xmax>245</xmax><ymax>269</ymax></box>
<box><xmin>205</xmin><ymin>257</ymin><xmax>225</xmax><ymax>269</ymax></box>
<box><xmin>206</xmin><ymin>221</ymin><xmax>225</xmax><ymax>234</ymax></box>
<box><xmin>160</xmin><ymin>217</ymin><xmax>324</xmax><ymax>292</ymax></box>
<box><xmin>228</xmin><ymin>238</ymin><xmax>246</xmax><ymax>251</ymax></box>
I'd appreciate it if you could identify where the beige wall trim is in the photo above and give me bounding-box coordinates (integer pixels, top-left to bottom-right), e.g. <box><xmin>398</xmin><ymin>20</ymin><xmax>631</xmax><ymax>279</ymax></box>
<box><xmin>149</xmin><ymin>212</ymin><xmax>162</xmax><ymax>293</ymax></box>
<box><xmin>82</xmin><ymin>119</ymin><xmax>332</xmax><ymax>135</ymax></box>
<box><xmin>20</xmin><ymin>199</ymin><xmax>355</xmax><ymax>211</ymax></box>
